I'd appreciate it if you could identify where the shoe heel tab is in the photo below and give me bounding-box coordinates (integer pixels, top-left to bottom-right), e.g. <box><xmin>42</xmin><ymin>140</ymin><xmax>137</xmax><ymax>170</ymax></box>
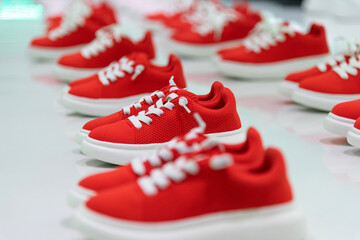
<box><xmin>309</xmin><ymin>23</ymin><xmax>326</xmax><ymax>36</ymax></box>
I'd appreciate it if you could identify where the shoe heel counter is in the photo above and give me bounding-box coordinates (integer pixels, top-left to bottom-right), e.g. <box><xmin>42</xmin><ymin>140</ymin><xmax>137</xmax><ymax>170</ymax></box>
<box><xmin>223</xmin><ymin>88</ymin><xmax>242</xmax><ymax>130</ymax></box>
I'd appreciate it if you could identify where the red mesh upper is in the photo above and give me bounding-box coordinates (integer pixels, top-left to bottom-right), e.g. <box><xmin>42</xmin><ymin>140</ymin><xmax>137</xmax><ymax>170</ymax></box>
<box><xmin>299</xmin><ymin>70</ymin><xmax>360</xmax><ymax>94</ymax></box>
<box><xmin>85</xmin><ymin>148</ymin><xmax>293</xmax><ymax>222</ymax></box>
<box><xmin>284</xmin><ymin>66</ymin><xmax>322</xmax><ymax>83</ymax></box>
<box><xmin>354</xmin><ymin>117</ymin><xmax>360</xmax><ymax>129</ymax></box>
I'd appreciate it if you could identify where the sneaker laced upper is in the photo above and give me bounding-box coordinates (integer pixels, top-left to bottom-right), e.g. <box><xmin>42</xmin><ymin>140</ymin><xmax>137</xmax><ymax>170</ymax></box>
<box><xmin>317</xmin><ymin>40</ymin><xmax>360</xmax><ymax>72</ymax></box>
<box><xmin>244</xmin><ymin>16</ymin><xmax>297</xmax><ymax>53</ymax></box>
<box><xmin>49</xmin><ymin>0</ymin><xmax>92</xmax><ymax>40</ymax></box>
<box><xmin>130</xmin><ymin>123</ymin><xmax>207</xmax><ymax>176</ymax></box>
<box><xmin>98</xmin><ymin>56</ymin><xmax>145</xmax><ymax>85</ymax></box>
<box><xmin>138</xmin><ymin>153</ymin><xmax>233</xmax><ymax>196</ymax></box>
<box><xmin>128</xmin><ymin>93</ymin><xmax>191</xmax><ymax>129</ymax></box>
<box><xmin>122</xmin><ymin>77</ymin><xmax>179</xmax><ymax>115</ymax></box>
<box><xmin>193</xmin><ymin>4</ymin><xmax>239</xmax><ymax>40</ymax></box>
<box><xmin>333</xmin><ymin>56</ymin><xmax>360</xmax><ymax>79</ymax></box>
<box><xmin>81</xmin><ymin>24</ymin><xmax>123</xmax><ymax>59</ymax></box>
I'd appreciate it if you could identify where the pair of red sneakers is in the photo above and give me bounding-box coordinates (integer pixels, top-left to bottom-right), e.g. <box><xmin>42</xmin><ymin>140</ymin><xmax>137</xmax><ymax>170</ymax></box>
<box><xmin>29</xmin><ymin>0</ymin><xmax>117</xmax><ymax>60</ymax></box>
<box><xmin>72</xmin><ymin>125</ymin><xmax>306</xmax><ymax>240</ymax></box>
<box><xmin>280</xmin><ymin>40</ymin><xmax>360</xmax><ymax>111</ymax></box>
<box><xmin>215</xmin><ymin>15</ymin><xmax>330</xmax><ymax>79</ymax></box>
<box><xmin>324</xmin><ymin>99</ymin><xmax>360</xmax><ymax>148</ymax></box>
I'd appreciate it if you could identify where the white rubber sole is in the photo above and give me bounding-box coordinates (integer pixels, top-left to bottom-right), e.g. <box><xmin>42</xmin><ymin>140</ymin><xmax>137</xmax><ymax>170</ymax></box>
<box><xmin>68</xmin><ymin>184</ymin><xmax>96</xmax><ymax>208</ymax></box>
<box><xmin>61</xmin><ymin>92</ymin><xmax>150</xmax><ymax>117</ymax></box>
<box><xmin>214</xmin><ymin>54</ymin><xmax>328</xmax><ymax>79</ymax></box>
<box><xmin>53</xmin><ymin>63</ymin><xmax>101</xmax><ymax>82</ymax></box>
<box><xmin>81</xmin><ymin>128</ymin><xmax>244</xmax><ymax>165</ymax></box>
<box><xmin>167</xmin><ymin>39</ymin><xmax>243</xmax><ymax>58</ymax></box>
<box><xmin>28</xmin><ymin>45</ymin><xmax>85</xmax><ymax>61</ymax></box>
<box><xmin>292</xmin><ymin>88</ymin><xmax>360</xmax><ymax>112</ymax></box>
<box><xmin>347</xmin><ymin>127</ymin><xmax>360</xmax><ymax>147</ymax></box>
<box><xmin>75</xmin><ymin>202</ymin><xmax>306</xmax><ymax>240</ymax></box>
<box><xmin>279</xmin><ymin>81</ymin><xmax>299</xmax><ymax>97</ymax></box>
<box><xmin>76</xmin><ymin>129</ymin><xmax>91</xmax><ymax>145</ymax></box>
<box><xmin>323</xmin><ymin>113</ymin><xmax>355</xmax><ymax>137</ymax></box>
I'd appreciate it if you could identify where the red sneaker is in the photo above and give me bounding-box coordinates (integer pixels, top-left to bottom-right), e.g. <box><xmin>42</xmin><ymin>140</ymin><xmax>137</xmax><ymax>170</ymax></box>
<box><xmin>81</xmin><ymin>87</ymin><xmax>243</xmax><ymax>165</ymax></box>
<box><xmin>76</xmin><ymin>81</ymin><xmax>225</xmax><ymax>144</ymax></box>
<box><xmin>323</xmin><ymin>99</ymin><xmax>360</xmax><ymax>136</ymax></box>
<box><xmin>215</xmin><ymin>20</ymin><xmax>329</xmax><ymax>79</ymax></box>
<box><xmin>347</xmin><ymin>117</ymin><xmax>360</xmax><ymax>147</ymax></box>
<box><xmin>69</xmin><ymin>126</ymin><xmax>264</xmax><ymax>207</ymax></box>
<box><xmin>61</xmin><ymin>53</ymin><xmax>186</xmax><ymax>116</ymax></box>
<box><xmin>293</xmin><ymin>56</ymin><xmax>360</xmax><ymax>111</ymax></box>
<box><xmin>280</xmin><ymin>41</ymin><xmax>360</xmax><ymax>97</ymax></box>
<box><xmin>29</xmin><ymin>1</ymin><xmax>117</xmax><ymax>60</ymax></box>
<box><xmin>75</xmin><ymin>148</ymin><xmax>306</xmax><ymax>240</ymax></box>
<box><xmin>168</xmin><ymin>4</ymin><xmax>261</xmax><ymax>57</ymax></box>
<box><xmin>54</xmin><ymin>25</ymin><xmax>155</xmax><ymax>81</ymax></box>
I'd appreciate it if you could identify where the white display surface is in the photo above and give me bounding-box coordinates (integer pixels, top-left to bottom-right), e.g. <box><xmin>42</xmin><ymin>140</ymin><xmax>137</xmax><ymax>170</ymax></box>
<box><xmin>0</xmin><ymin>1</ymin><xmax>360</xmax><ymax>240</ymax></box>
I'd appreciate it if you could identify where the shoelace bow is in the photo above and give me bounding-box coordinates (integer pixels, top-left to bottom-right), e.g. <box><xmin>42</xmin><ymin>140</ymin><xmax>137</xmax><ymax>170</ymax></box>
<box><xmin>244</xmin><ymin>19</ymin><xmax>296</xmax><ymax>53</ymax></box>
<box><xmin>98</xmin><ymin>56</ymin><xmax>145</xmax><ymax>86</ymax></box>
<box><xmin>81</xmin><ymin>24</ymin><xmax>124</xmax><ymax>59</ymax></box>
<box><xmin>128</xmin><ymin>93</ymin><xmax>191</xmax><ymax>129</ymax></box>
<box><xmin>49</xmin><ymin>0</ymin><xmax>91</xmax><ymax>40</ymax></box>
<box><xmin>130</xmin><ymin>126</ymin><xmax>207</xmax><ymax>176</ymax></box>
<box><xmin>138</xmin><ymin>153</ymin><xmax>233</xmax><ymax>196</ymax></box>
<box><xmin>317</xmin><ymin>40</ymin><xmax>360</xmax><ymax>72</ymax></box>
<box><xmin>193</xmin><ymin>4</ymin><xmax>239</xmax><ymax>40</ymax></box>
<box><xmin>333</xmin><ymin>56</ymin><xmax>360</xmax><ymax>79</ymax></box>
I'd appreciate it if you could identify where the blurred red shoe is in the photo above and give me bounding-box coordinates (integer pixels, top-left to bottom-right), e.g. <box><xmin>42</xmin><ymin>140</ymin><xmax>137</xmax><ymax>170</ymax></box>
<box><xmin>215</xmin><ymin>18</ymin><xmax>329</xmax><ymax>79</ymax></box>
<box><xmin>61</xmin><ymin>53</ymin><xmax>186</xmax><ymax>117</ymax></box>
<box><xmin>280</xmin><ymin>41</ymin><xmax>360</xmax><ymax>97</ymax></box>
<box><xmin>168</xmin><ymin>3</ymin><xmax>261</xmax><ymax>57</ymax></box>
<box><xmin>69</xmin><ymin>126</ymin><xmax>264</xmax><ymax>207</ymax></box>
<box><xmin>75</xmin><ymin>148</ymin><xmax>305</xmax><ymax>240</ymax></box>
<box><xmin>293</xmin><ymin>56</ymin><xmax>360</xmax><ymax>111</ymax></box>
<box><xmin>347</xmin><ymin>117</ymin><xmax>360</xmax><ymax>147</ymax></box>
<box><xmin>46</xmin><ymin>15</ymin><xmax>62</xmax><ymax>32</ymax></box>
<box><xmin>54</xmin><ymin>25</ymin><xmax>155</xmax><ymax>81</ymax></box>
<box><xmin>29</xmin><ymin>0</ymin><xmax>117</xmax><ymax>60</ymax></box>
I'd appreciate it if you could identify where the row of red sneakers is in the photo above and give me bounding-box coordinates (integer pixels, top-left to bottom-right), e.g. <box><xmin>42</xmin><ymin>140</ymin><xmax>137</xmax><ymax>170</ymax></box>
<box><xmin>71</xmin><ymin>124</ymin><xmax>306</xmax><ymax>240</ymax></box>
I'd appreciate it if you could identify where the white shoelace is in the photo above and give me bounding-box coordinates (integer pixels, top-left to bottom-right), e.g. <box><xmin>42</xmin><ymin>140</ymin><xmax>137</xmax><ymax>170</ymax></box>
<box><xmin>81</xmin><ymin>24</ymin><xmax>123</xmax><ymax>59</ymax></box>
<box><xmin>98</xmin><ymin>57</ymin><xmax>145</xmax><ymax>85</ymax></box>
<box><xmin>130</xmin><ymin>126</ymin><xmax>205</xmax><ymax>176</ymax></box>
<box><xmin>49</xmin><ymin>0</ymin><xmax>91</xmax><ymax>40</ymax></box>
<box><xmin>138</xmin><ymin>154</ymin><xmax>233</xmax><ymax>196</ymax></box>
<box><xmin>162</xmin><ymin>0</ymin><xmax>194</xmax><ymax>17</ymax></box>
<box><xmin>333</xmin><ymin>57</ymin><xmax>360</xmax><ymax>79</ymax></box>
<box><xmin>317</xmin><ymin>40</ymin><xmax>360</xmax><ymax>72</ymax></box>
<box><xmin>192</xmin><ymin>4</ymin><xmax>239</xmax><ymax>40</ymax></box>
<box><xmin>128</xmin><ymin>93</ymin><xmax>191</xmax><ymax>129</ymax></box>
<box><xmin>244</xmin><ymin>20</ymin><xmax>296</xmax><ymax>53</ymax></box>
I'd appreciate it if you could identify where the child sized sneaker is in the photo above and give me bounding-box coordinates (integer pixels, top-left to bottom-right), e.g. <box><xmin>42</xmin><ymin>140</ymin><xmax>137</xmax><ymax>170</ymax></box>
<box><xmin>75</xmin><ymin>148</ymin><xmax>306</xmax><ymax>240</ymax></box>
<box><xmin>215</xmin><ymin>20</ymin><xmax>329</xmax><ymax>79</ymax></box>
<box><xmin>29</xmin><ymin>0</ymin><xmax>117</xmax><ymax>60</ymax></box>
<box><xmin>54</xmin><ymin>25</ymin><xmax>155</xmax><ymax>81</ymax></box>
<box><xmin>323</xmin><ymin>99</ymin><xmax>360</xmax><ymax>136</ymax></box>
<box><xmin>293</xmin><ymin>56</ymin><xmax>360</xmax><ymax>111</ymax></box>
<box><xmin>76</xmin><ymin>81</ymin><xmax>226</xmax><ymax>144</ymax></box>
<box><xmin>279</xmin><ymin>40</ymin><xmax>360</xmax><ymax>97</ymax></box>
<box><xmin>81</xmin><ymin>87</ymin><xmax>243</xmax><ymax>165</ymax></box>
<box><xmin>347</xmin><ymin>117</ymin><xmax>360</xmax><ymax>147</ymax></box>
<box><xmin>69</xmin><ymin>126</ymin><xmax>264</xmax><ymax>207</ymax></box>
<box><xmin>168</xmin><ymin>3</ymin><xmax>261</xmax><ymax>57</ymax></box>
<box><xmin>61</xmin><ymin>53</ymin><xmax>186</xmax><ymax>117</ymax></box>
